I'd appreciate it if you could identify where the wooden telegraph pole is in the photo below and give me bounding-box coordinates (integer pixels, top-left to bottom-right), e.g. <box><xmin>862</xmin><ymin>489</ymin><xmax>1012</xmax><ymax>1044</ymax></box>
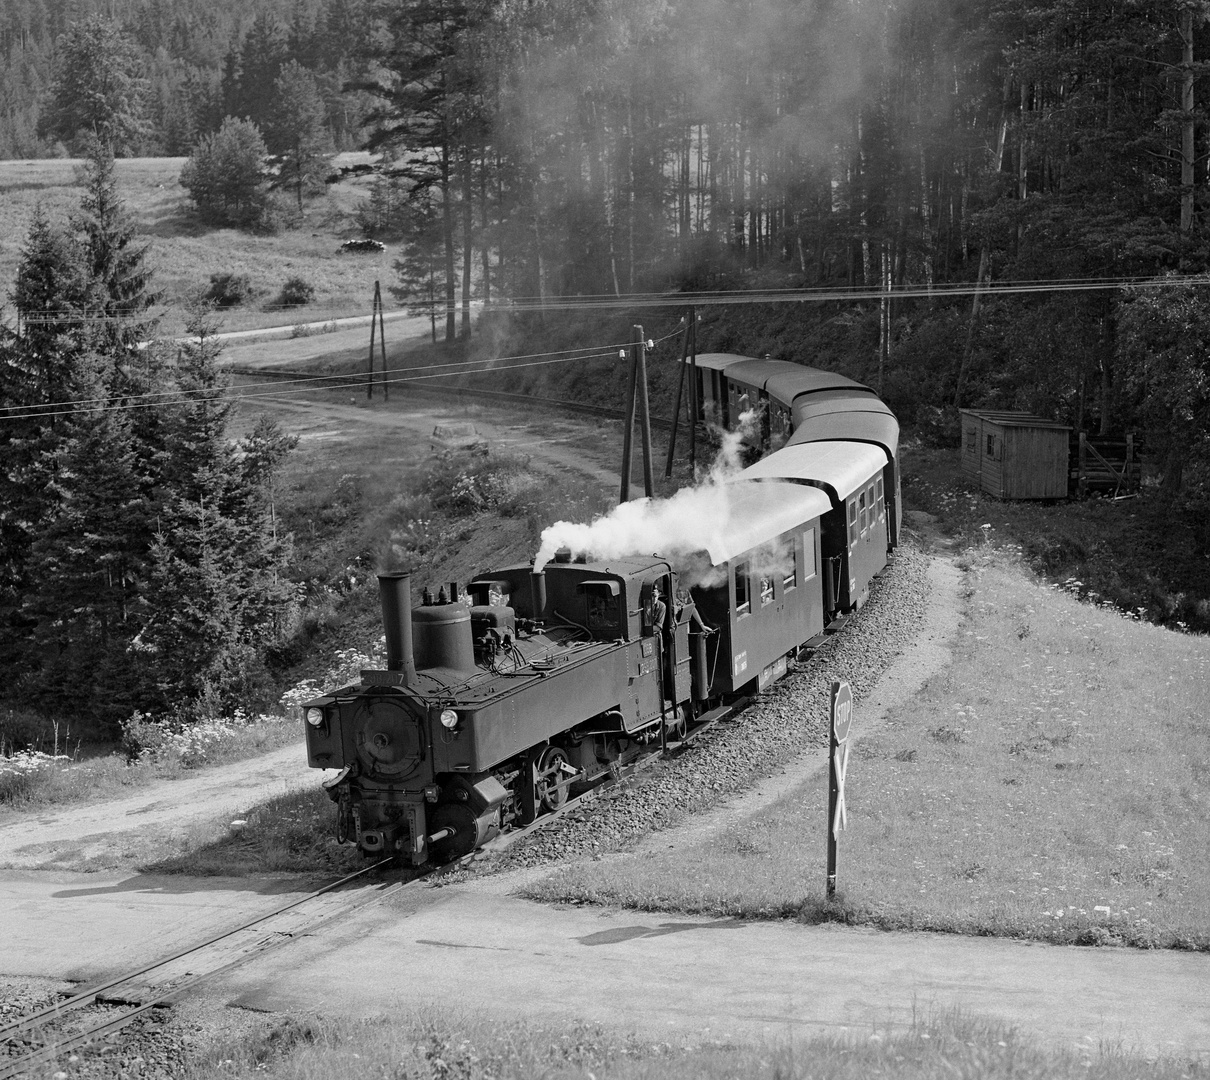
<box><xmin>367</xmin><ymin>280</ymin><xmax>388</xmax><ymax>401</ymax></box>
<box><xmin>635</xmin><ymin>325</ymin><xmax>655</xmax><ymax>497</ymax></box>
<box><xmin>663</xmin><ymin>306</ymin><xmax>699</xmax><ymax>478</ymax></box>
<box><xmin>619</xmin><ymin>324</ymin><xmax>655</xmax><ymax>502</ymax></box>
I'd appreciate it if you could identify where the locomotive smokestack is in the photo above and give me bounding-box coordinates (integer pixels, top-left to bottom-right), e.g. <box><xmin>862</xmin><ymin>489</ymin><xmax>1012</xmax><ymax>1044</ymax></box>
<box><xmin>530</xmin><ymin>569</ymin><xmax>547</xmax><ymax>620</ymax></box>
<box><xmin>377</xmin><ymin>571</ymin><xmax>417</xmax><ymax>684</ymax></box>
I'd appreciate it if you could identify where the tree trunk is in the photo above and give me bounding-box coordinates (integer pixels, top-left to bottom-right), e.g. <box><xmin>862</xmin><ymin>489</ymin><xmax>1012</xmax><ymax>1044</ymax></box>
<box><xmin>460</xmin><ymin>150</ymin><xmax>473</xmax><ymax>340</ymax></box>
<box><xmin>441</xmin><ymin>141</ymin><xmax>456</xmax><ymax>343</ymax></box>
<box><xmin>1181</xmin><ymin>6</ymin><xmax>1195</xmax><ymax>234</ymax></box>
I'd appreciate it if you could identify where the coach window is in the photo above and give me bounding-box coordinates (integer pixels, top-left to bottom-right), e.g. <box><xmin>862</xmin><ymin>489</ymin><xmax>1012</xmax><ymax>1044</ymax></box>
<box><xmin>867</xmin><ymin>484</ymin><xmax>877</xmax><ymax>528</ymax></box>
<box><xmin>859</xmin><ymin>489</ymin><xmax>868</xmax><ymax>535</ymax></box>
<box><xmin>734</xmin><ymin>561</ymin><xmax>751</xmax><ymax>617</ymax></box>
<box><xmin>876</xmin><ymin>476</ymin><xmax>885</xmax><ymax>520</ymax></box>
<box><xmin>759</xmin><ymin>574</ymin><xmax>774</xmax><ymax>606</ymax></box>
<box><xmin>802</xmin><ymin>528</ymin><xmax>817</xmax><ymax>580</ymax></box>
<box><xmin>783</xmin><ymin>544</ymin><xmax>797</xmax><ymax>592</ymax></box>
<box><xmin>847</xmin><ymin>500</ymin><xmax>858</xmax><ymax>546</ymax></box>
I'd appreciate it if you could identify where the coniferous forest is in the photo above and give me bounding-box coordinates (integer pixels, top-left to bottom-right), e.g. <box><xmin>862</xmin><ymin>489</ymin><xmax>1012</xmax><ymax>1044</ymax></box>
<box><xmin>6</xmin><ymin>0</ymin><xmax>1210</xmax><ymax>726</ymax></box>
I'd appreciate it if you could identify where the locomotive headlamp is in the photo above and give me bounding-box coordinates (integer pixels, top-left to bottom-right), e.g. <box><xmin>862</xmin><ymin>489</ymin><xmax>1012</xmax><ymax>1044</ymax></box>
<box><xmin>305</xmin><ymin>707</ymin><xmax>325</xmax><ymax>727</ymax></box>
<box><xmin>439</xmin><ymin>708</ymin><xmax>459</xmax><ymax>730</ymax></box>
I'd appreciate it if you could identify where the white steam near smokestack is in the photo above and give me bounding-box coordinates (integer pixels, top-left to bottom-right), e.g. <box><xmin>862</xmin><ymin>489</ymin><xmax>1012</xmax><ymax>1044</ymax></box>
<box><xmin>534</xmin><ymin>411</ymin><xmax>763</xmax><ymax>581</ymax></box>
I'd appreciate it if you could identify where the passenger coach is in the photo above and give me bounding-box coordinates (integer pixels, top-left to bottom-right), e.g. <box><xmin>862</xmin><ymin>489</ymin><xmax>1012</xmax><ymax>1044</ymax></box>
<box><xmin>685</xmin><ymin>352</ymin><xmax>902</xmax><ymax>548</ymax></box>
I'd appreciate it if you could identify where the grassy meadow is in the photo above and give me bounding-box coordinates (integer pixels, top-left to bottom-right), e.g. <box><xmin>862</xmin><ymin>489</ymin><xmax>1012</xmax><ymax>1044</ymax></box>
<box><xmin>527</xmin><ymin>544</ymin><xmax>1210</xmax><ymax>950</ymax></box>
<box><xmin>183</xmin><ymin>1007</ymin><xmax>1203</xmax><ymax>1080</ymax></box>
<box><xmin>0</xmin><ymin>156</ymin><xmax>394</xmax><ymax>337</ymax></box>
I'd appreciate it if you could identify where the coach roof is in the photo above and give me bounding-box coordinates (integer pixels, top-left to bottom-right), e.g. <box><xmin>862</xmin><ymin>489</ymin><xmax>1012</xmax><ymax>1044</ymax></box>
<box><xmin>737</xmin><ymin>441</ymin><xmax>890</xmax><ymax>502</ymax></box>
<box><xmin>702</xmin><ymin>481</ymin><xmax>831</xmax><ymax>566</ymax></box>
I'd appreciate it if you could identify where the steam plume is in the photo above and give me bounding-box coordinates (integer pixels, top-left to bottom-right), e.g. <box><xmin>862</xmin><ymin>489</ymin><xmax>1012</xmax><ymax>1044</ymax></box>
<box><xmin>534</xmin><ymin>411</ymin><xmax>785</xmax><ymax>586</ymax></box>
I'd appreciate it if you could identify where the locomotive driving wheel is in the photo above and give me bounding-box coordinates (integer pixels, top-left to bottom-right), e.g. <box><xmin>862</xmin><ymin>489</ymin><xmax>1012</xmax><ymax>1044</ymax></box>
<box><xmin>517</xmin><ymin>744</ymin><xmax>575</xmax><ymax>824</ymax></box>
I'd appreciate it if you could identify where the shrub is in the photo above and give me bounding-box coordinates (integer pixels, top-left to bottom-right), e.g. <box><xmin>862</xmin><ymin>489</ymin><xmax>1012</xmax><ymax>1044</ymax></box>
<box><xmin>279</xmin><ymin>276</ymin><xmax>315</xmax><ymax>308</ymax></box>
<box><xmin>180</xmin><ymin>117</ymin><xmax>270</xmax><ymax>228</ymax></box>
<box><xmin>204</xmin><ymin>272</ymin><xmax>254</xmax><ymax>308</ymax></box>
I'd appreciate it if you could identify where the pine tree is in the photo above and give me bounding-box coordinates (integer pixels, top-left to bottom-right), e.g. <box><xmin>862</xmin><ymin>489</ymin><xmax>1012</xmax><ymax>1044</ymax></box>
<box><xmin>43</xmin><ymin>14</ymin><xmax>150</xmax><ymax>154</ymax></box>
<box><xmin>20</xmin><ymin>353</ymin><xmax>151</xmax><ymax>728</ymax></box>
<box><xmin>139</xmin><ymin>316</ymin><xmax>296</xmax><ymax>715</ymax></box>
<box><xmin>10</xmin><ymin>206</ymin><xmax>90</xmax><ymax>409</ymax></box>
<box><xmin>73</xmin><ymin>141</ymin><xmax>160</xmax><ymax>360</ymax></box>
<box><xmin>267</xmin><ymin>61</ymin><xmax>330</xmax><ymax>214</ymax></box>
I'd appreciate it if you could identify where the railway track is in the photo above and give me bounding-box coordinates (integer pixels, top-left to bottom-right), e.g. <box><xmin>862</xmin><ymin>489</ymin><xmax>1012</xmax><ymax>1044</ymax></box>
<box><xmin>224</xmin><ymin>364</ymin><xmax>677</xmax><ymax>430</ymax></box>
<box><xmin>0</xmin><ymin>699</ymin><xmax>744</xmax><ymax>1077</ymax></box>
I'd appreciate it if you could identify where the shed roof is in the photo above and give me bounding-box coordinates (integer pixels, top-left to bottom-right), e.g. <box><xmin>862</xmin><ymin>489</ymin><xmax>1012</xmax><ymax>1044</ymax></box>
<box><xmin>703</xmin><ymin>481</ymin><xmax>831</xmax><ymax>565</ymax></box>
<box><xmin>960</xmin><ymin>409</ymin><xmax>1071</xmax><ymax>431</ymax></box>
<box><xmin>737</xmin><ymin>440</ymin><xmax>890</xmax><ymax>501</ymax></box>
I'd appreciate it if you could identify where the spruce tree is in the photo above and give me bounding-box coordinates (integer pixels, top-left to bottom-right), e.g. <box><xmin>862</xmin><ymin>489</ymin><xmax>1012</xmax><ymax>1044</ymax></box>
<box><xmin>1</xmin><ymin>211</ymin><xmax>90</xmax><ymax>676</ymax></box>
<box><xmin>139</xmin><ymin>316</ymin><xmax>295</xmax><ymax>715</ymax></box>
<box><xmin>73</xmin><ymin>141</ymin><xmax>160</xmax><ymax>360</ymax></box>
<box><xmin>20</xmin><ymin>353</ymin><xmax>151</xmax><ymax>728</ymax></box>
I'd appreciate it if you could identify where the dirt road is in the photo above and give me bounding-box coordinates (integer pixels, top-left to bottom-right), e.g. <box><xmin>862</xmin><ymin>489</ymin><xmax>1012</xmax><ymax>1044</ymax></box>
<box><xmin>0</xmin><ymin>743</ymin><xmax>323</xmax><ymax>871</ymax></box>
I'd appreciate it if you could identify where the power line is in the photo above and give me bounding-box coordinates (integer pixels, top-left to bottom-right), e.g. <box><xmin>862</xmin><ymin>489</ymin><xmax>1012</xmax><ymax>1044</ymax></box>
<box><xmin>0</xmin><ymin>349</ymin><xmax>631</xmax><ymax>423</ymax></box>
<box><xmin>7</xmin><ymin>272</ymin><xmax>1209</xmax><ymax>325</ymax></box>
<box><xmin>0</xmin><ymin>338</ymin><xmax>652</xmax><ymax>417</ymax></box>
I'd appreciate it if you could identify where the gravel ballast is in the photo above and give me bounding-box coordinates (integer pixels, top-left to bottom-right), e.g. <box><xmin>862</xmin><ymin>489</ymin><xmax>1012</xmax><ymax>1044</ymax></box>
<box><xmin>486</xmin><ymin>540</ymin><xmax>935</xmax><ymax>870</ymax></box>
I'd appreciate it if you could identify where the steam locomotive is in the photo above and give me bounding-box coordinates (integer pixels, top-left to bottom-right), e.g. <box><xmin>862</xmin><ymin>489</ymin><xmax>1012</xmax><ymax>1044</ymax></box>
<box><xmin>302</xmin><ymin>357</ymin><xmax>900</xmax><ymax>864</ymax></box>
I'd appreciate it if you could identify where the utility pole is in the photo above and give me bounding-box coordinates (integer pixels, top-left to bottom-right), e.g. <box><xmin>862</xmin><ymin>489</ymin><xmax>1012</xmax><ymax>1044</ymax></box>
<box><xmin>664</xmin><ymin>310</ymin><xmax>694</xmax><ymax>479</ymax></box>
<box><xmin>635</xmin><ymin>325</ymin><xmax>655</xmax><ymax>497</ymax></box>
<box><xmin>367</xmin><ymin>280</ymin><xmax>388</xmax><ymax>401</ymax></box>
<box><xmin>620</xmin><ymin>340</ymin><xmax>638</xmax><ymax>503</ymax></box>
<box><xmin>619</xmin><ymin>324</ymin><xmax>655</xmax><ymax>502</ymax></box>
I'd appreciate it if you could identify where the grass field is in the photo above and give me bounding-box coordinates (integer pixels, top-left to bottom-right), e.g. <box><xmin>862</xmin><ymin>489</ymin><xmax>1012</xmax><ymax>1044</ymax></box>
<box><xmin>526</xmin><ymin>542</ymin><xmax>1210</xmax><ymax>950</ymax></box>
<box><xmin>188</xmin><ymin>1007</ymin><xmax>1202</xmax><ymax>1080</ymax></box>
<box><xmin>0</xmin><ymin>157</ymin><xmax>394</xmax><ymax>337</ymax></box>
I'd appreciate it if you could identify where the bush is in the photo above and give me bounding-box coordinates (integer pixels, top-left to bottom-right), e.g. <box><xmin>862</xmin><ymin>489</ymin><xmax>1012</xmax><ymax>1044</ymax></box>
<box><xmin>204</xmin><ymin>272</ymin><xmax>254</xmax><ymax>308</ymax></box>
<box><xmin>279</xmin><ymin>276</ymin><xmax>315</xmax><ymax>308</ymax></box>
<box><xmin>180</xmin><ymin>116</ymin><xmax>270</xmax><ymax>228</ymax></box>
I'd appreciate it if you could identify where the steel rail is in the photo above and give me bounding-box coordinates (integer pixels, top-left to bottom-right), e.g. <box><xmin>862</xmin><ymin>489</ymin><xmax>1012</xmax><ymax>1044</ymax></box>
<box><xmin>0</xmin><ymin>858</ymin><xmax>408</xmax><ymax>1079</ymax></box>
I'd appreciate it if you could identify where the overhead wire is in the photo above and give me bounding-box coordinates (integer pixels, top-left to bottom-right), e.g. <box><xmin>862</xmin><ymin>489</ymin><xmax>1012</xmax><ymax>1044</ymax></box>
<box><xmin>0</xmin><ymin>338</ymin><xmax>649</xmax><ymax>417</ymax></box>
<box><xmin>6</xmin><ymin>272</ymin><xmax>1210</xmax><ymax>325</ymax></box>
<box><xmin>0</xmin><ymin>349</ymin><xmax>627</xmax><ymax>423</ymax></box>
<box><xmin>0</xmin><ymin>271</ymin><xmax>1193</xmax><ymax>421</ymax></box>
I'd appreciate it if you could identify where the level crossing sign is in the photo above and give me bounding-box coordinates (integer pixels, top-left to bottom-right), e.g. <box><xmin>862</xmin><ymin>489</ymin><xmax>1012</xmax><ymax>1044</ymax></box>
<box><xmin>826</xmin><ymin>680</ymin><xmax>853</xmax><ymax>898</ymax></box>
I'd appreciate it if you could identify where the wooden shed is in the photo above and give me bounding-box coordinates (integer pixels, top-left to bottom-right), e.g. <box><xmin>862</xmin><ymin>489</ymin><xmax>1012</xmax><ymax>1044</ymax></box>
<box><xmin>960</xmin><ymin>410</ymin><xmax>1071</xmax><ymax>500</ymax></box>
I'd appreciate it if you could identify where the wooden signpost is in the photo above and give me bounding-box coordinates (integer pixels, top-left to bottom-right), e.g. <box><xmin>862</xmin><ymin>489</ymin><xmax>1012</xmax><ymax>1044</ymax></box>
<box><xmin>826</xmin><ymin>679</ymin><xmax>853</xmax><ymax>899</ymax></box>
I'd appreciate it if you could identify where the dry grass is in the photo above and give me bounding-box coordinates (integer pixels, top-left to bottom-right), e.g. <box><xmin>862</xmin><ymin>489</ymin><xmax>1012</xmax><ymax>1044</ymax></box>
<box><xmin>527</xmin><ymin>547</ymin><xmax>1210</xmax><ymax>950</ymax></box>
<box><xmin>0</xmin><ymin>157</ymin><xmax>391</xmax><ymax>337</ymax></box>
<box><xmin>144</xmin><ymin>786</ymin><xmax>362</xmax><ymax>878</ymax></box>
<box><xmin>184</xmin><ymin>1006</ymin><xmax>1204</xmax><ymax>1080</ymax></box>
